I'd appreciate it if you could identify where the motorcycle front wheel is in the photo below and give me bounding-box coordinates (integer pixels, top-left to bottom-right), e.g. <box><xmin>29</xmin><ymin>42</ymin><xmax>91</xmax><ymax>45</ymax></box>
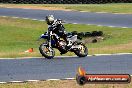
<box><xmin>39</xmin><ymin>43</ymin><xmax>55</xmax><ymax>59</ymax></box>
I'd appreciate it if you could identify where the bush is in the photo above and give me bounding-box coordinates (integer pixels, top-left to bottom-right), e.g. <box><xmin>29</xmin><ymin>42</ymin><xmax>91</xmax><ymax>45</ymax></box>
<box><xmin>91</xmin><ymin>31</ymin><xmax>103</xmax><ymax>36</ymax></box>
<box><xmin>91</xmin><ymin>31</ymin><xmax>98</xmax><ymax>36</ymax></box>
<box><xmin>85</xmin><ymin>32</ymin><xmax>92</xmax><ymax>37</ymax></box>
<box><xmin>68</xmin><ymin>31</ymin><xmax>103</xmax><ymax>38</ymax></box>
<box><xmin>98</xmin><ymin>31</ymin><xmax>103</xmax><ymax>36</ymax></box>
<box><xmin>71</xmin><ymin>31</ymin><xmax>78</xmax><ymax>35</ymax></box>
<box><xmin>78</xmin><ymin>32</ymin><xmax>85</xmax><ymax>37</ymax></box>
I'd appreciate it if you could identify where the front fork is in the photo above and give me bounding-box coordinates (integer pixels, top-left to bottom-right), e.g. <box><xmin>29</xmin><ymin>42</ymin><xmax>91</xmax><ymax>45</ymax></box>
<box><xmin>48</xmin><ymin>31</ymin><xmax>53</xmax><ymax>51</ymax></box>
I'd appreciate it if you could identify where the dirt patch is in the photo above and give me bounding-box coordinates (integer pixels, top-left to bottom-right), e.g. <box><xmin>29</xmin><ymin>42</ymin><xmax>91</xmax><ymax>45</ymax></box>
<box><xmin>0</xmin><ymin>80</ymin><xmax>131</xmax><ymax>88</ymax></box>
<box><xmin>29</xmin><ymin>80</ymin><xmax>132</xmax><ymax>88</ymax></box>
<box><xmin>0</xmin><ymin>5</ymin><xmax>71</xmax><ymax>11</ymax></box>
<box><xmin>90</xmin><ymin>42</ymin><xmax>132</xmax><ymax>54</ymax></box>
<box><xmin>84</xmin><ymin>36</ymin><xmax>104</xmax><ymax>43</ymax></box>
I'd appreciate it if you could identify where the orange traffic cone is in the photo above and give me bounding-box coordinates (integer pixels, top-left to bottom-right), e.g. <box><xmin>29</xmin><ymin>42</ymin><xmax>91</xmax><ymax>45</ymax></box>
<box><xmin>24</xmin><ymin>48</ymin><xmax>33</xmax><ymax>53</ymax></box>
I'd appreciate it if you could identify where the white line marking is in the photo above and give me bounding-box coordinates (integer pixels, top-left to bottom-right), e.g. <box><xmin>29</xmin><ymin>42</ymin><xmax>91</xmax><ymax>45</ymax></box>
<box><xmin>9</xmin><ymin>81</ymin><xmax>24</xmax><ymax>83</ymax></box>
<box><xmin>108</xmin><ymin>26</ymin><xmax>116</xmax><ymax>28</ymax></box>
<box><xmin>47</xmin><ymin>79</ymin><xmax>60</xmax><ymax>81</ymax></box>
<box><xmin>113</xmin><ymin>13</ymin><xmax>130</xmax><ymax>15</ymax></box>
<box><xmin>0</xmin><ymin>58</ymin><xmax>17</xmax><ymax>59</ymax></box>
<box><xmin>93</xmin><ymin>54</ymin><xmax>112</xmax><ymax>56</ymax></box>
<box><xmin>1</xmin><ymin>16</ymin><xmax>7</xmax><ymax>17</ymax></box>
<box><xmin>80</xmin><ymin>11</ymin><xmax>88</xmax><ymax>13</ymax></box>
<box><xmin>0</xmin><ymin>82</ymin><xmax>7</xmax><ymax>84</ymax></box>
<box><xmin>97</xmin><ymin>25</ymin><xmax>103</xmax><ymax>26</ymax></box>
<box><xmin>22</xmin><ymin>18</ymin><xmax>30</xmax><ymax>20</ymax></box>
<box><xmin>96</xmin><ymin>12</ymin><xmax>108</xmax><ymax>13</ymax></box>
<box><xmin>86</xmin><ymin>24</ymin><xmax>92</xmax><ymax>25</ymax></box>
<box><xmin>4</xmin><ymin>7</ymin><xmax>13</xmax><ymax>9</ymax></box>
<box><xmin>32</xmin><ymin>19</ymin><xmax>38</xmax><ymax>21</ymax></box>
<box><xmin>1</xmin><ymin>16</ymin><xmax>45</xmax><ymax>22</ymax></box>
<box><xmin>38</xmin><ymin>20</ymin><xmax>45</xmax><ymax>22</ymax></box>
<box><xmin>5</xmin><ymin>7</ymin><xmax>32</xmax><ymax>10</ymax></box>
<box><xmin>116</xmin><ymin>53</ymin><xmax>132</xmax><ymax>55</ymax></box>
<box><xmin>22</xmin><ymin>8</ymin><xmax>31</xmax><ymax>10</ymax></box>
<box><xmin>73</xmin><ymin>23</ymin><xmax>78</xmax><ymax>24</ymax></box>
<box><xmin>26</xmin><ymin>80</ymin><xmax>40</xmax><ymax>82</ymax></box>
<box><xmin>87</xmin><ymin>55</ymin><xmax>92</xmax><ymax>56</ymax></box>
<box><xmin>122</xmin><ymin>27</ymin><xmax>128</xmax><ymax>28</ymax></box>
<box><xmin>12</xmin><ymin>17</ymin><xmax>19</xmax><ymax>19</ymax></box>
<box><xmin>93</xmin><ymin>53</ymin><xmax>132</xmax><ymax>56</ymax></box>
<box><xmin>63</xmin><ymin>78</ymin><xmax>75</xmax><ymax>80</ymax></box>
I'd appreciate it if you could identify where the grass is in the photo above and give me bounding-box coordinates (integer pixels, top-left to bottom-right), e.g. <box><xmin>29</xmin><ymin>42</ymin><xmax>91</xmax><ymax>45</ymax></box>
<box><xmin>0</xmin><ymin>3</ymin><xmax>132</xmax><ymax>13</ymax></box>
<box><xmin>0</xmin><ymin>17</ymin><xmax>46</xmax><ymax>58</ymax></box>
<box><xmin>0</xmin><ymin>16</ymin><xmax>132</xmax><ymax>58</ymax></box>
<box><xmin>0</xmin><ymin>80</ymin><xmax>131</xmax><ymax>88</ymax></box>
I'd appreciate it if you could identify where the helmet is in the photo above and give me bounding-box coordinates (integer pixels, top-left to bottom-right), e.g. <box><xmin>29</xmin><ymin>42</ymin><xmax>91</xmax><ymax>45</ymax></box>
<box><xmin>45</xmin><ymin>15</ymin><xmax>54</xmax><ymax>25</ymax></box>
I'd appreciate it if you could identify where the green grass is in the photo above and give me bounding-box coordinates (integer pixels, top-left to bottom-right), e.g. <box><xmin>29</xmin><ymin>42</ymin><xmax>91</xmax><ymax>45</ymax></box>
<box><xmin>0</xmin><ymin>17</ymin><xmax>45</xmax><ymax>57</ymax></box>
<box><xmin>1</xmin><ymin>3</ymin><xmax>132</xmax><ymax>13</ymax></box>
<box><xmin>63</xmin><ymin>3</ymin><xmax>132</xmax><ymax>13</ymax></box>
<box><xmin>0</xmin><ymin>17</ymin><xmax>132</xmax><ymax>58</ymax></box>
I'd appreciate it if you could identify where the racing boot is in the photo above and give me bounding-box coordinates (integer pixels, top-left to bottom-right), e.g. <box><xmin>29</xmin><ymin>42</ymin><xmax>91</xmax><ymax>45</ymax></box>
<box><xmin>65</xmin><ymin>40</ymin><xmax>72</xmax><ymax>50</ymax></box>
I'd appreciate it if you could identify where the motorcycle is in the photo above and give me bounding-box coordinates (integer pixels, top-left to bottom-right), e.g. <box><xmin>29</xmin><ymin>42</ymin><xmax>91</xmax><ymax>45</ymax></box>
<box><xmin>39</xmin><ymin>29</ymin><xmax>88</xmax><ymax>59</ymax></box>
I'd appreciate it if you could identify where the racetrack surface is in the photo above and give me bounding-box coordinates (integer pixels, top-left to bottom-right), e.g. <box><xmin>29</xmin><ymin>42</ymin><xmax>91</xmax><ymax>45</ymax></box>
<box><xmin>0</xmin><ymin>8</ymin><xmax>132</xmax><ymax>27</ymax></box>
<box><xmin>0</xmin><ymin>54</ymin><xmax>132</xmax><ymax>82</ymax></box>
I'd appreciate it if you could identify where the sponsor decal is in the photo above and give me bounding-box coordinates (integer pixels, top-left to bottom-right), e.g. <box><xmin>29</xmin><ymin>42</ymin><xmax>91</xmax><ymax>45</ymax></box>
<box><xmin>76</xmin><ymin>67</ymin><xmax>131</xmax><ymax>85</ymax></box>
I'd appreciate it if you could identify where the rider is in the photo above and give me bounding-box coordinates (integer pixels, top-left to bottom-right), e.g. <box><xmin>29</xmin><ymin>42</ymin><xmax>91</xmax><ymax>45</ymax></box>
<box><xmin>45</xmin><ymin>15</ymin><xmax>71</xmax><ymax>50</ymax></box>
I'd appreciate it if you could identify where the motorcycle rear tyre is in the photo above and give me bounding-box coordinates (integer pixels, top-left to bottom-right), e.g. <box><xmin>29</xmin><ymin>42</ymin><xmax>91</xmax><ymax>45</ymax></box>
<box><xmin>74</xmin><ymin>43</ymin><xmax>88</xmax><ymax>57</ymax></box>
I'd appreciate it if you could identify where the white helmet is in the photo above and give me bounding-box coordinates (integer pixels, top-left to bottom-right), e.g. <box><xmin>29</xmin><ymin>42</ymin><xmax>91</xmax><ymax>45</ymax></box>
<box><xmin>45</xmin><ymin>15</ymin><xmax>54</xmax><ymax>25</ymax></box>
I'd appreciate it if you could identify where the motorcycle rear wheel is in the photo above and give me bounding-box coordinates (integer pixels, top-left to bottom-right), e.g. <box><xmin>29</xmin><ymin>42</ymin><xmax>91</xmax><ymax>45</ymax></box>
<box><xmin>74</xmin><ymin>43</ymin><xmax>88</xmax><ymax>57</ymax></box>
<box><xmin>39</xmin><ymin>43</ymin><xmax>55</xmax><ymax>59</ymax></box>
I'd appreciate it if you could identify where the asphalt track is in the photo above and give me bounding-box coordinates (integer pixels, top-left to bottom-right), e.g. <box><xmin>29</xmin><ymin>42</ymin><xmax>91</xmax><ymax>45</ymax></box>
<box><xmin>0</xmin><ymin>8</ymin><xmax>132</xmax><ymax>28</ymax></box>
<box><xmin>0</xmin><ymin>54</ymin><xmax>132</xmax><ymax>82</ymax></box>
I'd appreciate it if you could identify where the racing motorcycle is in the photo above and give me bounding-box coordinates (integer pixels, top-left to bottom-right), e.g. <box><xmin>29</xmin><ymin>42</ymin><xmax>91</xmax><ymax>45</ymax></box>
<box><xmin>39</xmin><ymin>29</ymin><xmax>88</xmax><ymax>59</ymax></box>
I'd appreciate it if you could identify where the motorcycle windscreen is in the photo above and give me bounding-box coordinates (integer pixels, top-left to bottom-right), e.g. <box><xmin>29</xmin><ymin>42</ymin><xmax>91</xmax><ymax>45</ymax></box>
<box><xmin>41</xmin><ymin>35</ymin><xmax>48</xmax><ymax>39</ymax></box>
